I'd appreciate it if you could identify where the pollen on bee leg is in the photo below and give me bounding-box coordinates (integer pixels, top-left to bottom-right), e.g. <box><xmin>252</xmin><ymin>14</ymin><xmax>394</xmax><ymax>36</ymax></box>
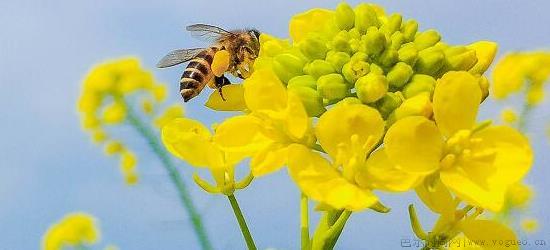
<box><xmin>212</xmin><ymin>50</ymin><xmax>231</xmax><ymax>77</ymax></box>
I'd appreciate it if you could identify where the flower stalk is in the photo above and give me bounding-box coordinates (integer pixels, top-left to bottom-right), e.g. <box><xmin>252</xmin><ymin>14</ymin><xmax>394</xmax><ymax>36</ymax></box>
<box><xmin>227</xmin><ymin>194</ymin><xmax>257</xmax><ymax>250</ymax></box>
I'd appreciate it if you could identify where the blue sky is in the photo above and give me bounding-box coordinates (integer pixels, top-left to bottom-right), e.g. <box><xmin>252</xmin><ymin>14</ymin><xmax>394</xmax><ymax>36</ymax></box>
<box><xmin>1</xmin><ymin>0</ymin><xmax>549</xmax><ymax>249</ymax></box>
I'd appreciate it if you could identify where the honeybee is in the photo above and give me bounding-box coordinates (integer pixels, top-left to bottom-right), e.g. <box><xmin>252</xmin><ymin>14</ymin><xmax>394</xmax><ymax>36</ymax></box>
<box><xmin>157</xmin><ymin>24</ymin><xmax>261</xmax><ymax>102</ymax></box>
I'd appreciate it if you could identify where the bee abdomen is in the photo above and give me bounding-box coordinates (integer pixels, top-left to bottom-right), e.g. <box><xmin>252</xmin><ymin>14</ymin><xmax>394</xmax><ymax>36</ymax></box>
<box><xmin>179</xmin><ymin>48</ymin><xmax>219</xmax><ymax>102</ymax></box>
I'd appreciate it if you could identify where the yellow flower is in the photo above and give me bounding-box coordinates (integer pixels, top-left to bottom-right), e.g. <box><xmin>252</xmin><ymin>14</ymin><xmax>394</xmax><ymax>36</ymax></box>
<box><xmin>162</xmin><ymin>118</ymin><xmax>249</xmax><ymax>192</ymax></box>
<box><xmin>383</xmin><ymin>71</ymin><xmax>533</xmax><ymax>211</ymax></box>
<box><xmin>447</xmin><ymin>220</ymin><xmax>519</xmax><ymax>250</ymax></box>
<box><xmin>213</xmin><ymin>68</ymin><xmax>314</xmax><ymax>177</ymax></box>
<box><xmin>506</xmin><ymin>182</ymin><xmax>533</xmax><ymax>208</ymax></box>
<box><xmin>42</xmin><ymin>213</ymin><xmax>100</xmax><ymax>250</ymax></box>
<box><xmin>288</xmin><ymin>102</ymin><xmax>421</xmax><ymax>211</ymax></box>
<box><xmin>493</xmin><ymin>52</ymin><xmax>550</xmax><ymax>101</ymax></box>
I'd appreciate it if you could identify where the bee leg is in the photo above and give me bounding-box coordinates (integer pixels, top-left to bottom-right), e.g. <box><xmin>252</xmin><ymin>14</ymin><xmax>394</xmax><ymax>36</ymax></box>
<box><xmin>214</xmin><ymin>75</ymin><xmax>231</xmax><ymax>101</ymax></box>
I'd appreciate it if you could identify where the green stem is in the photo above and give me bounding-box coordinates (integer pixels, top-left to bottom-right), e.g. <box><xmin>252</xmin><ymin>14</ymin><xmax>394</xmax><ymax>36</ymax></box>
<box><xmin>125</xmin><ymin>102</ymin><xmax>213</xmax><ymax>250</ymax></box>
<box><xmin>301</xmin><ymin>193</ymin><xmax>310</xmax><ymax>250</ymax></box>
<box><xmin>311</xmin><ymin>210</ymin><xmax>351</xmax><ymax>250</ymax></box>
<box><xmin>517</xmin><ymin>102</ymin><xmax>533</xmax><ymax>132</ymax></box>
<box><xmin>324</xmin><ymin>210</ymin><xmax>352</xmax><ymax>249</ymax></box>
<box><xmin>227</xmin><ymin>194</ymin><xmax>257</xmax><ymax>250</ymax></box>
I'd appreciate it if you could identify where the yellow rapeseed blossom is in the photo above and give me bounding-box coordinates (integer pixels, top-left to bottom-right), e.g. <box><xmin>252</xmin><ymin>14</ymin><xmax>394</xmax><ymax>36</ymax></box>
<box><xmin>213</xmin><ymin>68</ymin><xmax>315</xmax><ymax>177</ymax></box>
<box><xmin>42</xmin><ymin>213</ymin><xmax>100</xmax><ymax>250</ymax></box>
<box><xmin>154</xmin><ymin>104</ymin><xmax>185</xmax><ymax>128</ymax></box>
<box><xmin>493</xmin><ymin>52</ymin><xmax>550</xmax><ymax>104</ymax></box>
<box><xmin>382</xmin><ymin>72</ymin><xmax>533</xmax><ymax>211</ymax></box>
<box><xmin>506</xmin><ymin>182</ymin><xmax>533</xmax><ymax>208</ymax></box>
<box><xmin>78</xmin><ymin>57</ymin><xmax>186</xmax><ymax>185</ymax></box>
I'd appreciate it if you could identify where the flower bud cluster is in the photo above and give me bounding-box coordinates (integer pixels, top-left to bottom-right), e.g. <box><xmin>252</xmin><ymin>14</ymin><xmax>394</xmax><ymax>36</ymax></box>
<box><xmin>258</xmin><ymin>2</ymin><xmax>496</xmax><ymax>119</ymax></box>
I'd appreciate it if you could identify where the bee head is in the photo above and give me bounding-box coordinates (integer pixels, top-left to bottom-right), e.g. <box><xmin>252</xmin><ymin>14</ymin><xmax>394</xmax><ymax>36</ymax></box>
<box><xmin>248</xmin><ymin>29</ymin><xmax>261</xmax><ymax>40</ymax></box>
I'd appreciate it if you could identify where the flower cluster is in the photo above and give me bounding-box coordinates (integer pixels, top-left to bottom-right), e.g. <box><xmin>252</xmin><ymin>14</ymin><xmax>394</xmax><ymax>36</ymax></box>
<box><xmin>78</xmin><ymin>57</ymin><xmax>184</xmax><ymax>184</ymax></box>
<box><xmin>42</xmin><ymin>213</ymin><xmax>101</xmax><ymax>250</ymax></box>
<box><xmin>159</xmin><ymin>2</ymin><xmax>534</xmax><ymax>249</ymax></box>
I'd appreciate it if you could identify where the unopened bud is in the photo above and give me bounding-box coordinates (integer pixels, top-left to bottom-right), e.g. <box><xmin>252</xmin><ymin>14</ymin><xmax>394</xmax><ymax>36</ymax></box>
<box><xmin>478</xmin><ymin>75</ymin><xmax>489</xmax><ymax>101</ymax></box>
<box><xmin>355</xmin><ymin>3</ymin><xmax>380</xmax><ymax>33</ymax></box>
<box><xmin>401</xmin><ymin>20</ymin><xmax>418</xmax><ymax>42</ymax></box>
<box><xmin>272</xmin><ymin>53</ymin><xmax>305</xmax><ymax>82</ymax></box>
<box><xmin>299</xmin><ymin>37</ymin><xmax>329</xmax><ymax>60</ymax></box>
<box><xmin>335</xmin><ymin>2</ymin><xmax>355</xmax><ymax>30</ymax></box>
<box><xmin>390</xmin><ymin>32</ymin><xmax>405</xmax><ymax>50</ymax></box>
<box><xmin>370</xmin><ymin>63</ymin><xmax>384</xmax><ymax>75</ymax></box>
<box><xmin>387</xmin><ymin>62</ymin><xmax>414</xmax><ymax>88</ymax></box>
<box><xmin>288</xmin><ymin>75</ymin><xmax>317</xmax><ymax>89</ymax></box>
<box><xmin>288</xmin><ymin>86</ymin><xmax>326</xmax><ymax>117</ymax></box>
<box><xmin>356</xmin><ymin>73</ymin><xmax>388</xmax><ymax>103</ymax></box>
<box><xmin>338</xmin><ymin>97</ymin><xmax>363</xmax><ymax>105</ymax></box>
<box><xmin>377</xmin><ymin>92</ymin><xmax>404</xmax><ymax>118</ymax></box>
<box><xmin>379</xmin><ymin>48</ymin><xmax>399</xmax><ymax>67</ymax></box>
<box><xmin>467</xmin><ymin>41</ymin><xmax>498</xmax><ymax>75</ymax></box>
<box><xmin>414</xmin><ymin>30</ymin><xmax>441</xmax><ymax>50</ymax></box>
<box><xmin>415</xmin><ymin>48</ymin><xmax>445</xmax><ymax>75</ymax></box>
<box><xmin>348</xmin><ymin>28</ymin><xmax>362</xmax><ymax>40</ymax></box>
<box><xmin>326</xmin><ymin>51</ymin><xmax>351</xmax><ymax>73</ymax></box>
<box><xmin>391</xmin><ymin>93</ymin><xmax>433</xmax><ymax>122</ymax></box>
<box><xmin>402</xmin><ymin>74</ymin><xmax>436</xmax><ymax>98</ymax></box>
<box><xmin>332</xmin><ymin>31</ymin><xmax>353</xmax><ymax>54</ymax></box>
<box><xmin>317</xmin><ymin>74</ymin><xmax>350</xmax><ymax>101</ymax></box>
<box><xmin>381</xmin><ymin>14</ymin><xmax>403</xmax><ymax>36</ymax></box>
<box><xmin>342</xmin><ymin>60</ymin><xmax>370</xmax><ymax>84</ymax></box>
<box><xmin>398</xmin><ymin>43</ymin><xmax>418</xmax><ymax>65</ymax></box>
<box><xmin>304</xmin><ymin>60</ymin><xmax>335</xmax><ymax>79</ymax></box>
<box><xmin>363</xmin><ymin>27</ymin><xmax>386</xmax><ymax>56</ymax></box>
<box><xmin>446</xmin><ymin>48</ymin><xmax>478</xmax><ymax>71</ymax></box>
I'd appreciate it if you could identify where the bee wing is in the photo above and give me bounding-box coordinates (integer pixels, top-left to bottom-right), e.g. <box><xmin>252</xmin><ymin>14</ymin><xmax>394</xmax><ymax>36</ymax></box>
<box><xmin>186</xmin><ymin>24</ymin><xmax>234</xmax><ymax>41</ymax></box>
<box><xmin>156</xmin><ymin>48</ymin><xmax>205</xmax><ymax>68</ymax></box>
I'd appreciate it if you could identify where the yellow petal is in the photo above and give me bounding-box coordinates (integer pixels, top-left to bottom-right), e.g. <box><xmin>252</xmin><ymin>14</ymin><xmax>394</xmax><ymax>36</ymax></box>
<box><xmin>243</xmin><ymin>68</ymin><xmax>287</xmax><ymax>112</ymax></box>
<box><xmin>289</xmin><ymin>9</ymin><xmax>335</xmax><ymax>43</ymax></box>
<box><xmin>467</xmin><ymin>41</ymin><xmax>498</xmax><ymax>75</ymax></box>
<box><xmin>440</xmin><ymin>167</ymin><xmax>506</xmax><ymax>211</ymax></box>
<box><xmin>385</xmin><ymin>116</ymin><xmax>444</xmax><ymax>174</ymax></box>
<box><xmin>415</xmin><ymin>177</ymin><xmax>455</xmax><ymax>218</ymax></box>
<box><xmin>473</xmin><ymin>126</ymin><xmax>533</xmax><ymax>186</ymax></box>
<box><xmin>356</xmin><ymin>148</ymin><xmax>424</xmax><ymax>192</ymax></box>
<box><xmin>316</xmin><ymin>103</ymin><xmax>385</xmax><ymax>159</ymax></box>
<box><xmin>459</xmin><ymin>220</ymin><xmax>519</xmax><ymax>250</ymax></box>
<box><xmin>491</xmin><ymin>54</ymin><xmax>527</xmax><ymax>99</ymax></box>
<box><xmin>251</xmin><ymin>143</ymin><xmax>288</xmax><ymax>176</ymax></box>
<box><xmin>284</xmin><ymin>92</ymin><xmax>311</xmax><ymax>140</ymax></box>
<box><xmin>161</xmin><ymin>118</ymin><xmax>224</xmax><ymax>168</ymax></box>
<box><xmin>213</xmin><ymin>115</ymin><xmax>270</xmax><ymax>155</ymax></box>
<box><xmin>433</xmin><ymin>72</ymin><xmax>481</xmax><ymax>138</ymax></box>
<box><xmin>288</xmin><ymin>144</ymin><xmax>378</xmax><ymax>211</ymax></box>
<box><xmin>205</xmin><ymin>84</ymin><xmax>247</xmax><ymax>111</ymax></box>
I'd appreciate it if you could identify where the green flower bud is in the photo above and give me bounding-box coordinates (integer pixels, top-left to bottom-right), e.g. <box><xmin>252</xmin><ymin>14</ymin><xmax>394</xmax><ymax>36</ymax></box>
<box><xmin>401</xmin><ymin>20</ymin><xmax>418</xmax><ymax>42</ymax></box>
<box><xmin>445</xmin><ymin>48</ymin><xmax>478</xmax><ymax>71</ymax></box>
<box><xmin>299</xmin><ymin>37</ymin><xmax>329</xmax><ymax>60</ymax></box>
<box><xmin>342</xmin><ymin>60</ymin><xmax>370</xmax><ymax>84</ymax></box>
<box><xmin>355</xmin><ymin>3</ymin><xmax>380</xmax><ymax>33</ymax></box>
<box><xmin>351</xmin><ymin>51</ymin><xmax>369</xmax><ymax>62</ymax></box>
<box><xmin>338</xmin><ymin>97</ymin><xmax>363</xmax><ymax>105</ymax></box>
<box><xmin>377</xmin><ymin>92</ymin><xmax>404</xmax><ymax>118</ymax></box>
<box><xmin>317</xmin><ymin>74</ymin><xmax>350</xmax><ymax>101</ymax></box>
<box><xmin>370</xmin><ymin>63</ymin><xmax>384</xmax><ymax>75</ymax></box>
<box><xmin>398</xmin><ymin>43</ymin><xmax>418</xmax><ymax>65</ymax></box>
<box><xmin>362</xmin><ymin>27</ymin><xmax>386</xmax><ymax>56</ymax></box>
<box><xmin>335</xmin><ymin>2</ymin><xmax>355</xmax><ymax>30</ymax></box>
<box><xmin>288</xmin><ymin>75</ymin><xmax>317</xmax><ymax>89</ymax></box>
<box><xmin>355</xmin><ymin>73</ymin><xmax>388</xmax><ymax>103</ymax></box>
<box><xmin>387</xmin><ymin>62</ymin><xmax>413</xmax><ymax>88</ymax></box>
<box><xmin>379</xmin><ymin>48</ymin><xmax>398</xmax><ymax>67</ymax></box>
<box><xmin>288</xmin><ymin>86</ymin><xmax>326</xmax><ymax>117</ymax></box>
<box><xmin>415</xmin><ymin>47</ymin><xmax>445</xmax><ymax>76</ymax></box>
<box><xmin>304</xmin><ymin>60</ymin><xmax>335</xmax><ymax>79</ymax></box>
<box><xmin>326</xmin><ymin>51</ymin><xmax>351</xmax><ymax>73</ymax></box>
<box><xmin>389</xmin><ymin>32</ymin><xmax>405</xmax><ymax>50</ymax></box>
<box><xmin>332</xmin><ymin>31</ymin><xmax>353</xmax><ymax>54</ymax></box>
<box><xmin>402</xmin><ymin>74</ymin><xmax>436</xmax><ymax>98</ymax></box>
<box><xmin>273</xmin><ymin>53</ymin><xmax>305</xmax><ymax>83</ymax></box>
<box><xmin>389</xmin><ymin>92</ymin><xmax>432</xmax><ymax>124</ymax></box>
<box><xmin>348</xmin><ymin>28</ymin><xmax>362</xmax><ymax>40</ymax></box>
<box><xmin>349</xmin><ymin>38</ymin><xmax>361</xmax><ymax>53</ymax></box>
<box><xmin>381</xmin><ymin>14</ymin><xmax>403</xmax><ymax>36</ymax></box>
<box><xmin>414</xmin><ymin>29</ymin><xmax>441</xmax><ymax>50</ymax></box>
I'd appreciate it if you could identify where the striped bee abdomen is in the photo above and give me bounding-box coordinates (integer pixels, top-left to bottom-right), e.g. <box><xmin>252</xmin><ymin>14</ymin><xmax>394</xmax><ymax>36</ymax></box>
<box><xmin>179</xmin><ymin>47</ymin><xmax>219</xmax><ymax>102</ymax></box>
